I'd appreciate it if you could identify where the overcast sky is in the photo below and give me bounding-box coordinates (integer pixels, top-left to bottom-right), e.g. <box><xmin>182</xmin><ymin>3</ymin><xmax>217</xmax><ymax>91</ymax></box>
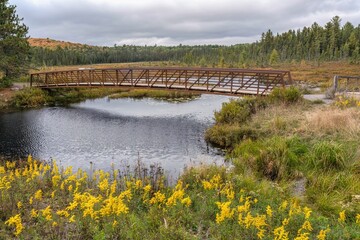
<box><xmin>9</xmin><ymin>0</ymin><xmax>360</xmax><ymax>46</ymax></box>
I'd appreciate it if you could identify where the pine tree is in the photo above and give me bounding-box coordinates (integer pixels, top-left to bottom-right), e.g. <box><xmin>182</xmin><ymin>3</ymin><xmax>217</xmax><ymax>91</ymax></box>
<box><xmin>269</xmin><ymin>49</ymin><xmax>279</xmax><ymax>65</ymax></box>
<box><xmin>0</xmin><ymin>0</ymin><xmax>30</xmax><ymax>84</ymax></box>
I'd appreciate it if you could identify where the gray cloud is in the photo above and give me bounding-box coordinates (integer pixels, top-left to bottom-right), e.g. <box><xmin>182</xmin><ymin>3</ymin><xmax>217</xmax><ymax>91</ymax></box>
<box><xmin>9</xmin><ymin>0</ymin><xmax>360</xmax><ymax>46</ymax></box>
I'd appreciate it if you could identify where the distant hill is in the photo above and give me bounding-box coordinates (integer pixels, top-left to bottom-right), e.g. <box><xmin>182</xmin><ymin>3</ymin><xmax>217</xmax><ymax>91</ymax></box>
<box><xmin>28</xmin><ymin>38</ymin><xmax>89</xmax><ymax>49</ymax></box>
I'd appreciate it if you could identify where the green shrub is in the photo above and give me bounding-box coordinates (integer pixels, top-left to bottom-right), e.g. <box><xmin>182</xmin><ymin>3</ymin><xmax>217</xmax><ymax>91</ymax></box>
<box><xmin>214</xmin><ymin>97</ymin><xmax>267</xmax><ymax>124</ymax></box>
<box><xmin>205</xmin><ymin>124</ymin><xmax>258</xmax><ymax>148</ymax></box>
<box><xmin>269</xmin><ymin>86</ymin><xmax>303</xmax><ymax>104</ymax></box>
<box><xmin>11</xmin><ymin>87</ymin><xmax>49</xmax><ymax>108</ymax></box>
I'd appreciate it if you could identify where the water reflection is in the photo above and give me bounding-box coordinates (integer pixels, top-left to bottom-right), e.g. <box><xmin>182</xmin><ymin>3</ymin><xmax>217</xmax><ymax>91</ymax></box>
<box><xmin>0</xmin><ymin>94</ymin><xmax>232</xmax><ymax>177</ymax></box>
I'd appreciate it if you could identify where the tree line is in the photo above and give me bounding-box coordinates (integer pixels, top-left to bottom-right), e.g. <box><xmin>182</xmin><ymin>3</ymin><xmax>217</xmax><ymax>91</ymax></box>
<box><xmin>30</xmin><ymin>16</ymin><xmax>360</xmax><ymax>68</ymax></box>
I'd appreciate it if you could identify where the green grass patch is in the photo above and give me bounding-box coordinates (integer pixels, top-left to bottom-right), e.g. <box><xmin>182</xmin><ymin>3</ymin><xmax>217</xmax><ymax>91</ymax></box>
<box><xmin>109</xmin><ymin>89</ymin><xmax>199</xmax><ymax>101</ymax></box>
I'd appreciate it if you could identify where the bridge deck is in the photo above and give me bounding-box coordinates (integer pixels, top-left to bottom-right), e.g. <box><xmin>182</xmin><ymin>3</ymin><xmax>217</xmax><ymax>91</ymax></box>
<box><xmin>30</xmin><ymin>67</ymin><xmax>292</xmax><ymax>96</ymax></box>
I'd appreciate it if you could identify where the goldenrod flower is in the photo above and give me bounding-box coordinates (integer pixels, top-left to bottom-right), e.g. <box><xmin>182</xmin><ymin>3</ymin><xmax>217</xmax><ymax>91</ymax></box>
<box><xmin>5</xmin><ymin>214</ymin><xmax>24</xmax><ymax>236</ymax></box>
<box><xmin>181</xmin><ymin>197</ymin><xmax>192</xmax><ymax>207</ymax></box>
<box><xmin>282</xmin><ymin>218</ymin><xmax>289</xmax><ymax>226</ymax></box>
<box><xmin>56</xmin><ymin>210</ymin><xmax>70</xmax><ymax>218</ymax></box>
<box><xmin>294</xmin><ymin>232</ymin><xmax>310</xmax><ymax>240</ymax></box>
<box><xmin>303</xmin><ymin>207</ymin><xmax>312</xmax><ymax>219</ymax></box>
<box><xmin>317</xmin><ymin>228</ymin><xmax>330</xmax><ymax>240</ymax></box>
<box><xmin>300</xmin><ymin>220</ymin><xmax>313</xmax><ymax>232</ymax></box>
<box><xmin>149</xmin><ymin>191</ymin><xmax>166</xmax><ymax>206</ymax></box>
<box><xmin>266</xmin><ymin>205</ymin><xmax>273</xmax><ymax>217</ymax></box>
<box><xmin>98</xmin><ymin>178</ymin><xmax>109</xmax><ymax>192</ymax></box>
<box><xmin>30</xmin><ymin>209</ymin><xmax>38</xmax><ymax>218</ymax></box>
<box><xmin>356</xmin><ymin>214</ymin><xmax>360</xmax><ymax>225</ymax></box>
<box><xmin>273</xmin><ymin>226</ymin><xmax>289</xmax><ymax>240</ymax></box>
<box><xmin>17</xmin><ymin>201</ymin><xmax>23</xmax><ymax>209</ymax></box>
<box><xmin>0</xmin><ymin>166</ymin><xmax>5</xmax><ymax>174</ymax></box>
<box><xmin>69</xmin><ymin>215</ymin><xmax>75</xmax><ymax>223</ymax></box>
<box><xmin>42</xmin><ymin>205</ymin><xmax>52</xmax><ymax>221</ymax></box>
<box><xmin>215</xmin><ymin>201</ymin><xmax>234</xmax><ymax>223</ymax></box>
<box><xmin>34</xmin><ymin>189</ymin><xmax>42</xmax><ymax>200</ymax></box>
<box><xmin>338</xmin><ymin>210</ymin><xmax>346</xmax><ymax>223</ymax></box>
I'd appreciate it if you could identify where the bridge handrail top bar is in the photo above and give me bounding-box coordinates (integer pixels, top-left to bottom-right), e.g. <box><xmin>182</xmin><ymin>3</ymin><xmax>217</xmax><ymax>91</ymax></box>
<box><xmin>31</xmin><ymin>67</ymin><xmax>291</xmax><ymax>75</ymax></box>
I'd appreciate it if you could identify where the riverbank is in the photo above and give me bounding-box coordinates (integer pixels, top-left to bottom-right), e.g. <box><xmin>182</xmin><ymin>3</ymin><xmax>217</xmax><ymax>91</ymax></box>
<box><xmin>205</xmin><ymin>88</ymin><xmax>360</xmax><ymax>220</ymax></box>
<box><xmin>0</xmin><ymin>86</ymin><xmax>200</xmax><ymax>110</ymax></box>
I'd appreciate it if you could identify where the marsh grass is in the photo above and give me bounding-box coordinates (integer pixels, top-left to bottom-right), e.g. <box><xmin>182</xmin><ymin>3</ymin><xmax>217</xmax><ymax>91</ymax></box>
<box><xmin>108</xmin><ymin>89</ymin><xmax>199</xmax><ymax>101</ymax></box>
<box><xmin>206</xmin><ymin>90</ymin><xmax>360</xmax><ymax>218</ymax></box>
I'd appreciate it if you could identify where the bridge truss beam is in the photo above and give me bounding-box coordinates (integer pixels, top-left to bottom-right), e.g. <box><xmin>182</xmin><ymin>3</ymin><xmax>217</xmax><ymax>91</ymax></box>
<box><xmin>30</xmin><ymin>67</ymin><xmax>292</xmax><ymax>96</ymax></box>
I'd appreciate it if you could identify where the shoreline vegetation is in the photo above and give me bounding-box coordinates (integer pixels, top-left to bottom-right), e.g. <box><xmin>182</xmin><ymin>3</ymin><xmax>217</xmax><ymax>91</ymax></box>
<box><xmin>0</xmin><ymin>87</ymin><xmax>200</xmax><ymax>110</ymax></box>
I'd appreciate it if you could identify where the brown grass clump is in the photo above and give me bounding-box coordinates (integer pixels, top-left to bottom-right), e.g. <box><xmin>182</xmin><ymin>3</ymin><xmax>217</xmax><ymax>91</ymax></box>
<box><xmin>303</xmin><ymin>107</ymin><xmax>360</xmax><ymax>138</ymax></box>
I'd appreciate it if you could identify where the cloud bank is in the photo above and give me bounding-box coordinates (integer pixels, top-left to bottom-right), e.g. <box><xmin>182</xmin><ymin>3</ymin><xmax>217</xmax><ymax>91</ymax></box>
<box><xmin>9</xmin><ymin>0</ymin><xmax>360</xmax><ymax>46</ymax></box>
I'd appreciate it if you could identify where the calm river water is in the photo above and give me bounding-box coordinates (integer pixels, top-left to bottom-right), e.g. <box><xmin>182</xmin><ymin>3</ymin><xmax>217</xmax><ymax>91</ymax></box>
<box><xmin>0</xmin><ymin>94</ymin><xmax>231</xmax><ymax>177</ymax></box>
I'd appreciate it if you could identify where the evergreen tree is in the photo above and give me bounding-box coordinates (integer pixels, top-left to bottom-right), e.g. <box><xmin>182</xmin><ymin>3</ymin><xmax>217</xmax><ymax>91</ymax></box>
<box><xmin>269</xmin><ymin>49</ymin><xmax>279</xmax><ymax>65</ymax></box>
<box><xmin>0</xmin><ymin>0</ymin><xmax>30</xmax><ymax>84</ymax></box>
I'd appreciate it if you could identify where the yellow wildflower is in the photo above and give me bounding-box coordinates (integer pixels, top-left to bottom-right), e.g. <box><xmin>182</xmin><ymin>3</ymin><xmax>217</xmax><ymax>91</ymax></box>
<box><xmin>303</xmin><ymin>207</ymin><xmax>312</xmax><ymax>219</ymax></box>
<box><xmin>338</xmin><ymin>210</ymin><xmax>346</xmax><ymax>223</ymax></box>
<box><xmin>52</xmin><ymin>221</ymin><xmax>58</xmax><ymax>227</ymax></box>
<box><xmin>243</xmin><ymin>212</ymin><xmax>253</xmax><ymax>228</ymax></box>
<box><xmin>52</xmin><ymin>175</ymin><xmax>61</xmax><ymax>187</ymax></box>
<box><xmin>56</xmin><ymin>210</ymin><xmax>70</xmax><ymax>218</ymax></box>
<box><xmin>149</xmin><ymin>191</ymin><xmax>166</xmax><ymax>206</ymax></box>
<box><xmin>282</xmin><ymin>218</ymin><xmax>289</xmax><ymax>226</ymax></box>
<box><xmin>181</xmin><ymin>197</ymin><xmax>192</xmax><ymax>207</ymax></box>
<box><xmin>317</xmin><ymin>228</ymin><xmax>330</xmax><ymax>240</ymax></box>
<box><xmin>294</xmin><ymin>232</ymin><xmax>310</xmax><ymax>240</ymax></box>
<box><xmin>257</xmin><ymin>228</ymin><xmax>265</xmax><ymax>239</ymax></box>
<box><xmin>266</xmin><ymin>205</ymin><xmax>273</xmax><ymax>217</ymax></box>
<box><xmin>356</xmin><ymin>214</ymin><xmax>360</xmax><ymax>225</ymax></box>
<box><xmin>135</xmin><ymin>180</ymin><xmax>143</xmax><ymax>189</ymax></box>
<box><xmin>273</xmin><ymin>226</ymin><xmax>289</xmax><ymax>240</ymax></box>
<box><xmin>300</xmin><ymin>220</ymin><xmax>313</xmax><ymax>232</ymax></box>
<box><xmin>98</xmin><ymin>178</ymin><xmax>109</xmax><ymax>192</ymax></box>
<box><xmin>143</xmin><ymin>184</ymin><xmax>151</xmax><ymax>192</ymax></box>
<box><xmin>202</xmin><ymin>180</ymin><xmax>212</xmax><ymax>190</ymax></box>
<box><xmin>0</xmin><ymin>166</ymin><xmax>5</xmax><ymax>174</ymax></box>
<box><xmin>17</xmin><ymin>201</ymin><xmax>23</xmax><ymax>209</ymax></box>
<box><xmin>119</xmin><ymin>189</ymin><xmax>132</xmax><ymax>201</ymax></box>
<box><xmin>30</xmin><ymin>209</ymin><xmax>38</xmax><ymax>218</ymax></box>
<box><xmin>112</xmin><ymin>220</ymin><xmax>118</xmax><ymax>227</ymax></box>
<box><xmin>69</xmin><ymin>215</ymin><xmax>75</xmax><ymax>223</ymax></box>
<box><xmin>68</xmin><ymin>184</ymin><xmax>73</xmax><ymax>192</ymax></box>
<box><xmin>51</xmin><ymin>190</ymin><xmax>56</xmax><ymax>199</ymax></box>
<box><xmin>215</xmin><ymin>201</ymin><xmax>234</xmax><ymax>224</ymax></box>
<box><xmin>42</xmin><ymin>205</ymin><xmax>52</xmax><ymax>221</ymax></box>
<box><xmin>110</xmin><ymin>180</ymin><xmax>117</xmax><ymax>196</ymax></box>
<box><xmin>29</xmin><ymin>196</ymin><xmax>33</xmax><ymax>205</ymax></box>
<box><xmin>34</xmin><ymin>189</ymin><xmax>42</xmax><ymax>200</ymax></box>
<box><xmin>237</xmin><ymin>199</ymin><xmax>251</xmax><ymax>213</ymax></box>
<box><xmin>5</xmin><ymin>214</ymin><xmax>24</xmax><ymax>236</ymax></box>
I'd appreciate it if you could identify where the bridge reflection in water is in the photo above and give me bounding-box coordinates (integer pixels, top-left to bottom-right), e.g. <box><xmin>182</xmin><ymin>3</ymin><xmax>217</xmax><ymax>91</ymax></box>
<box><xmin>30</xmin><ymin>67</ymin><xmax>292</xmax><ymax>96</ymax></box>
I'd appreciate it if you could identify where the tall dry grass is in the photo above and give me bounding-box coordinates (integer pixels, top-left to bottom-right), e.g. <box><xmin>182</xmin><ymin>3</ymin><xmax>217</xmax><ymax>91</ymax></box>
<box><xmin>303</xmin><ymin>107</ymin><xmax>360</xmax><ymax>138</ymax></box>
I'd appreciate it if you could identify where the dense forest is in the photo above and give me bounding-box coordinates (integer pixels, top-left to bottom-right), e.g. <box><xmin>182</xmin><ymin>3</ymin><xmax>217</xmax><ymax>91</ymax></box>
<box><xmin>30</xmin><ymin>16</ymin><xmax>360</xmax><ymax>67</ymax></box>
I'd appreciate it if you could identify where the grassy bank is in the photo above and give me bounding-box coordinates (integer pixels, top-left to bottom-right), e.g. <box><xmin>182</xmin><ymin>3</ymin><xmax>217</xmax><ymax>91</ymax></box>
<box><xmin>108</xmin><ymin>89</ymin><xmax>199</xmax><ymax>102</ymax></box>
<box><xmin>0</xmin><ymin>157</ymin><xmax>359</xmax><ymax>239</ymax></box>
<box><xmin>205</xmin><ymin>88</ymin><xmax>360</xmax><ymax>221</ymax></box>
<box><xmin>6</xmin><ymin>87</ymin><xmax>199</xmax><ymax>109</ymax></box>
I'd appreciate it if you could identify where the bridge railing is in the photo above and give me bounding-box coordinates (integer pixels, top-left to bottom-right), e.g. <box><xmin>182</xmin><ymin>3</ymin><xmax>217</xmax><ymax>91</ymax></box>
<box><xmin>30</xmin><ymin>67</ymin><xmax>292</xmax><ymax>96</ymax></box>
<box><xmin>333</xmin><ymin>75</ymin><xmax>360</xmax><ymax>94</ymax></box>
